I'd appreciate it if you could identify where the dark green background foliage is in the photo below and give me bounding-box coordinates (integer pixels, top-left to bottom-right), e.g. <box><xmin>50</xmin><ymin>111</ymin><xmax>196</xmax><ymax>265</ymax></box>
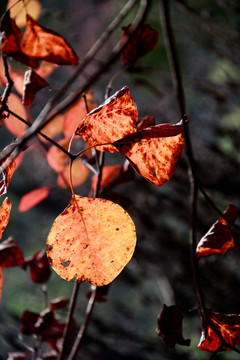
<box><xmin>1</xmin><ymin>0</ymin><xmax>240</xmax><ymax>359</ymax></box>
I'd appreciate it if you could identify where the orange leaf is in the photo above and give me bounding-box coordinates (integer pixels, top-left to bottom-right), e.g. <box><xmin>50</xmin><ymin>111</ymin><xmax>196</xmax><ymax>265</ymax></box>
<box><xmin>40</xmin><ymin>114</ymin><xmax>63</xmax><ymax>143</ymax></box>
<box><xmin>75</xmin><ymin>86</ymin><xmax>138</xmax><ymax>152</ymax></box>
<box><xmin>57</xmin><ymin>160</ymin><xmax>89</xmax><ymax>189</ymax></box>
<box><xmin>22</xmin><ymin>69</ymin><xmax>49</xmax><ymax>106</ymax></box>
<box><xmin>5</xmin><ymin>93</ymin><xmax>27</xmax><ymax>136</ymax></box>
<box><xmin>21</xmin><ymin>15</ymin><xmax>79</xmax><ymax>65</ymax></box>
<box><xmin>196</xmin><ymin>204</ymin><xmax>237</xmax><ymax>259</ymax></box>
<box><xmin>19</xmin><ymin>187</ymin><xmax>50</xmax><ymax>212</ymax></box>
<box><xmin>47</xmin><ymin>139</ymin><xmax>69</xmax><ymax>173</ymax></box>
<box><xmin>46</xmin><ymin>195</ymin><xmax>136</xmax><ymax>286</ymax></box>
<box><xmin>198</xmin><ymin>309</ymin><xmax>240</xmax><ymax>352</ymax></box>
<box><xmin>114</xmin><ymin>122</ymin><xmax>184</xmax><ymax>187</ymax></box>
<box><xmin>0</xmin><ymin>198</ymin><xmax>11</xmax><ymax>241</ymax></box>
<box><xmin>0</xmin><ymin>159</ymin><xmax>16</xmax><ymax>196</ymax></box>
<box><xmin>91</xmin><ymin>165</ymin><xmax>123</xmax><ymax>193</ymax></box>
<box><xmin>63</xmin><ymin>92</ymin><xmax>94</xmax><ymax>140</ymax></box>
<box><xmin>121</xmin><ymin>23</ymin><xmax>159</xmax><ymax>66</ymax></box>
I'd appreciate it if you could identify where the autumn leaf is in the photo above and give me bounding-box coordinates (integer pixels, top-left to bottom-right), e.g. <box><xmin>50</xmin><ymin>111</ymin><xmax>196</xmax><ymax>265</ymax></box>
<box><xmin>7</xmin><ymin>0</ymin><xmax>41</xmax><ymax>28</ymax></box>
<box><xmin>26</xmin><ymin>250</ymin><xmax>51</xmax><ymax>284</ymax></box>
<box><xmin>198</xmin><ymin>309</ymin><xmax>240</xmax><ymax>352</ymax></box>
<box><xmin>57</xmin><ymin>160</ymin><xmax>89</xmax><ymax>189</ymax></box>
<box><xmin>137</xmin><ymin>115</ymin><xmax>156</xmax><ymax>130</ymax></box>
<box><xmin>22</xmin><ymin>69</ymin><xmax>49</xmax><ymax>106</ymax></box>
<box><xmin>5</xmin><ymin>93</ymin><xmax>27</xmax><ymax>136</ymax></box>
<box><xmin>156</xmin><ymin>304</ymin><xmax>191</xmax><ymax>348</ymax></box>
<box><xmin>18</xmin><ymin>187</ymin><xmax>50</xmax><ymax>212</ymax></box>
<box><xmin>114</xmin><ymin>122</ymin><xmax>184</xmax><ymax>187</ymax></box>
<box><xmin>46</xmin><ymin>195</ymin><xmax>136</xmax><ymax>286</ymax></box>
<box><xmin>47</xmin><ymin>139</ymin><xmax>69</xmax><ymax>173</ymax></box>
<box><xmin>40</xmin><ymin>114</ymin><xmax>63</xmax><ymax>143</ymax></box>
<box><xmin>0</xmin><ymin>11</ymin><xmax>38</xmax><ymax>68</ymax></box>
<box><xmin>0</xmin><ymin>158</ymin><xmax>16</xmax><ymax>197</ymax></box>
<box><xmin>0</xmin><ymin>198</ymin><xmax>11</xmax><ymax>240</ymax></box>
<box><xmin>21</xmin><ymin>15</ymin><xmax>79</xmax><ymax>65</ymax></box>
<box><xmin>121</xmin><ymin>23</ymin><xmax>159</xmax><ymax>66</ymax></box>
<box><xmin>0</xmin><ymin>237</ymin><xmax>25</xmax><ymax>267</ymax></box>
<box><xmin>75</xmin><ymin>86</ymin><xmax>138</xmax><ymax>152</ymax></box>
<box><xmin>196</xmin><ymin>204</ymin><xmax>237</xmax><ymax>259</ymax></box>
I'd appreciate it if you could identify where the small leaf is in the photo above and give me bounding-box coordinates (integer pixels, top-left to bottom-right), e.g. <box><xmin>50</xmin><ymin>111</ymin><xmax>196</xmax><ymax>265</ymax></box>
<box><xmin>22</xmin><ymin>69</ymin><xmax>49</xmax><ymax>106</ymax></box>
<box><xmin>196</xmin><ymin>204</ymin><xmax>237</xmax><ymax>259</ymax></box>
<box><xmin>0</xmin><ymin>198</ymin><xmax>11</xmax><ymax>241</ymax></box>
<box><xmin>75</xmin><ymin>86</ymin><xmax>138</xmax><ymax>152</ymax></box>
<box><xmin>46</xmin><ymin>195</ymin><xmax>136</xmax><ymax>286</ymax></box>
<box><xmin>114</xmin><ymin>122</ymin><xmax>184</xmax><ymax>186</ymax></box>
<box><xmin>40</xmin><ymin>114</ymin><xmax>63</xmax><ymax>143</ymax></box>
<box><xmin>27</xmin><ymin>250</ymin><xmax>51</xmax><ymax>284</ymax></box>
<box><xmin>121</xmin><ymin>23</ymin><xmax>159</xmax><ymax>66</ymax></box>
<box><xmin>18</xmin><ymin>187</ymin><xmax>50</xmax><ymax>212</ymax></box>
<box><xmin>198</xmin><ymin>309</ymin><xmax>240</xmax><ymax>352</ymax></box>
<box><xmin>156</xmin><ymin>304</ymin><xmax>191</xmax><ymax>348</ymax></box>
<box><xmin>21</xmin><ymin>15</ymin><xmax>79</xmax><ymax>65</ymax></box>
<box><xmin>5</xmin><ymin>93</ymin><xmax>27</xmax><ymax>136</ymax></box>
<box><xmin>57</xmin><ymin>160</ymin><xmax>89</xmax><ymax>189</ymax></box>
<box><xmin>0</xmin><ymin>237</ymin><xmax>25</xmax><ymax>267</ymax></box>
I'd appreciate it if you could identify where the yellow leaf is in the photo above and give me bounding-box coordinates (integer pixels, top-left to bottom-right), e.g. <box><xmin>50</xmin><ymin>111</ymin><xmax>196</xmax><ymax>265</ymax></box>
<box><xmin>7</xmin><ymin>0</ymin><xmax>42</xmax><ymax>28</ymax></box>
<box><xmin>46</xmin><ymin>196</ymin><xmax>136</xmax><ymax>286</ymax></box>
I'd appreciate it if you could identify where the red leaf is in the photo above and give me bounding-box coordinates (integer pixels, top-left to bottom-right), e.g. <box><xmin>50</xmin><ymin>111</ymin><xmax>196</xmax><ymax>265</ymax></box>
<box><xmin>0</xmin><ymin>198</ymin><xmax>11</xmax><ymax>241</ymax></box>
<box><xmin>75</xmin><ymin>86</ymin><xmax>138</xmax><ymax>152</ymax></box>
<box><xmin>4</xmin><ymin>93</ymin><xmax>27</xmax><ymax>136</ymax></box>
<box><xmin>114</xmin><ymin>122</ymin><xmax>184</xmax><ymax>186</ymax></box>
<box><xmin>0</xmin><ymin>237</ymin><xmax>25</xmax><ymax>267</ymax></box>
<box><xmin>27</xmin><ymin>250</ymin><xmax>51</xmax><ymax>284</ymax></box>
<box><xmin>20</xmin><ymin>310</ymin><xmax>39</xmax><ymax>335</ymax></box>
<box><xmin>137</xmin><ymin>115</ymin><xmax>156</xmax><ymax>130</ymax></box>
<box><xmin>22</xmin><ymin>69</ymin><xmax>49</xmax><ymax>106</ymax></box>
<box><xmin>0</xmin><ymin>158</ymin><xmax>16</xmax><ymax>196</ymax></box>
<box><xmin>198</xmin><ymin>309</ymin><xmax>240</xmax><ymax>352</ymax></box>
<box><xmin>156</xmin><ymin>304</ymin><xmax>191</xmax><ymax>348</ymax></box>
<box><xmin>0</xmin><ymin>11</ymin><xmax>38</xmax><ymax>68</ymax></box>
<box><xmin>21</xmin><ymin>15</ymin><xmax>79</xmax><ymax>65</ymax></box>
<box><xmin>196</xmin><ymin>204</ymin><xmax>237</xmax><ymax>259</ymax></box>
<box><xmin>18</xmin><ymin>187</ymin><xmax>50</xmax><ymax>212</ymax></box>
<box><xmin>121</xmin><ymin>23</ymin><xmax>159</xmax><ymax>66</ymax></box>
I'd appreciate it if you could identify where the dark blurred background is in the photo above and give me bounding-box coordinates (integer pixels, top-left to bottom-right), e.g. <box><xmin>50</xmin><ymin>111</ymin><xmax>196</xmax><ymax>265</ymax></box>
<box><xmin>1</xmin><ymin>0</ymin><xmax>240</xmax><ymax>359</ymax></box>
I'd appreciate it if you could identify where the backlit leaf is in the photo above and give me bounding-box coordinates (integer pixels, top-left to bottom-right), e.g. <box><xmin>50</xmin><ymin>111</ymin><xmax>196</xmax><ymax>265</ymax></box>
<box><xmin>5</xmin><ymin>93</ymin><xmax>27</xmax><ymax>136</ymax></box>
<box><xmin>198</xmin><ymin>309</ymin><xmax>240</xmax><ymax>352</ymax></box>
<box><xmin>46</xmin><ymin>195</ymin><xmax>136</xmax><ymax>286</ymax></box>
<box><xmin>7</xmin><ymin>0</ymin><xmax>41</xmax><ymax>28</ymax></box>
<box><xmin>47</xmin><ymin>139</ymin><xmax>69</xmax><ymax>173</ymax></box>
<box><xmin>0</xmin><ymin>237</ymin><xmax>25</xmax><ymax>267</ymax></box>
<box><xmin>0</xmin><ymin>11</ymin><xmax>38</xmax><ymax>68</ymax></box>
<box><xmin>115</xmin><ymin>122</ymin><xmax>184</xmax><ymax>187</ymax></box>
<box><xmin>0</xmin><ymin>198</ymin><xmax>11</xmax><ymax>241</ymax></box>
<box><xmin>196</xmin><ymin>204</ymin><xmax>237</xmax><ymax>259</ymax></box>
<box><xmin>57</xmin><ymin>160</ymin><xmax>89</xmax><ymax>189</ymax></box>
<box><xmin>91</xmin><ymin>165</ymin><xmax>123</xmax><ymax>194</ymax></box>
<box><xmin>121</xmin><ymin>23</ymin><xmax>159</xmax><ymax>66</ymax></box>
<box><xmin>40</xmin><ymin>114</ymin><xmax>63</xmax><ymax>143</ymax></box>
<box><xmin>18</xmin><ymin>187</ymin><xmax>50</xmax><ymax>212</ymax></box>
<box><xmin>75</xmin><ymin>86</ymin><xmax>138</xmax><ymax>152</ymax></box>
<box><xmin>22</xmin><ymin>69</ymin><xmax>49</xmax><ymax>106</ymax></box>
<box><xmin>157</xmin><ymin>304</ymin><xmax>191</xmax><ymax>348</ymax></box>
<box><xmin>21</xmin><ymin>15</ymin><xmax>79</xmax><ymax>65</ymax></box>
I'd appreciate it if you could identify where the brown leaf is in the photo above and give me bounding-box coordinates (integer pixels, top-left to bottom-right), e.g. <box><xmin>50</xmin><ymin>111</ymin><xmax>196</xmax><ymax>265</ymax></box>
<box><xmin>156</xmin><ymin>304</ymin><xmax>191</xmax><ymax>348</ymax></box>
<box><xmin>0</xmin><ymin>11</ymin><xmax>38</xmax><ymax>68</ymax></box>
<box><xmin>121</xmin><ymin>23</ymin><xmax>159</xmax><ymax>66</ymax></box>
<box><xmin>21</xmin><ymin>15</ymin><xmax>79</xmax><ymax>65</ymax></box>
<box><xmin>196</xmin><ymin>204</ymin><xmax>237</xmax><ymax>259</ymax></box>
<box><xmin>114</xmin><ymin>122</ymin><xmax>184</xmax><ymax>186</ymax></box>
<box><xmin>22</xmin><ymin>69</ymin><xmax>49</xmax><ymax>106</ymax></box>
<box><xmin>75</xmin><ymin>86</ymin><xmax>138</xmax><ymax>152</ymax></box>
<box><xmin>18</xmin><ymin>187</ymin><xmax>50</xmax><ymax>212</ymax></box>
<box><xmin>46</xmin><ymin>195</ymin><xmax>136</xmax><ymax>286</ymax></box>
<box><xmin>0</xmin><ymin>198</ymin><xmax>11</xmax><ymax>240</ymax></box>
<box><xmin>198</xmin><ymin>309</ymin><xmax>240</xmax><ymax>352</ymax></box>
<box><xmin>0</xmin><ymin>237</ymin><xmax>25</xmax><ymax>267</ymax></box>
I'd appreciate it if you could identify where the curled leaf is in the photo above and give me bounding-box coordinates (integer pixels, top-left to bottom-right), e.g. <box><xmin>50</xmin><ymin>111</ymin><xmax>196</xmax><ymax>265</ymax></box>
<box><xmin>196</xmin><ymin>204</ymin><xmax>237</xmax><ymax>259</ymax></box>
<box><xmin>115</xmin><ymin>122</ymin><xmax>184</xmax><ymax>186</ymax></box>
<box><xmin>75</xmin><ymin>86</ymin><xmax>138</xmax><ymax>152</ymax></box>
<box><xmin>198</xmin><ymin>309</ymin><xmax>240</xmax><ymax>352</ymax></box>
<box><xmin>22</xmin><ymin>69</ymin><xmax>49</xmax><ymax>106</ymax></box>
<box><xmin>46</xmin><ymin>195</ymin><xmax>136</xmax><ymax>286</ymax></box>
<box><xmin>121</xmin><ymin>23</ymin><xmax>159</xmax><ymax>66</ymax></box>
<box><xmin>0</xmin><ymin>158</ymin><xmax>16</xmax><ymax>197</ymax></box>
<box><xmin>156</xmin><ymin>304</ymin><xmax>191</xmax><ymax>348</ymax></box>
<box><xmin>21</xmin><ymin>15</ymin><xmax>79</xmax><ymax>65</ymax></box>
<box><xmin>0</xmin><ymin>198</ymin><xmax>11</xmax><ymax>240</ymax></box>
<box><xmin>18</xmin><ymin>187</ymin><xmax>50</xmax><ymax>212</ymax></box>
